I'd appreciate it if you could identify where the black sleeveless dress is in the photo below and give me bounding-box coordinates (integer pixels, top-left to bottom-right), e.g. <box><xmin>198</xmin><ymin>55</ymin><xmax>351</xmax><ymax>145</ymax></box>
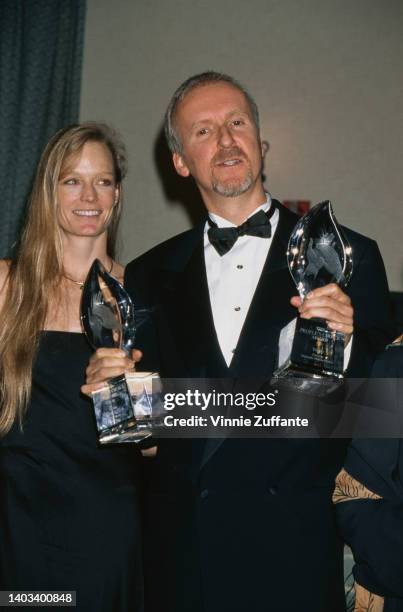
<box><xmin>0</xmin><ymin>332</ymin><xmax>143</xmax><ymax>611</ymax></box>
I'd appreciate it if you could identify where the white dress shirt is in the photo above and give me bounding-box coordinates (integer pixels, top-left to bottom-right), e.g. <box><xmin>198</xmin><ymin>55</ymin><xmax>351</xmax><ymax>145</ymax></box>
<box><xmin>204</xmin><ymin>194</ymin><xmax>278</xmax><ymax>366</ymax></box>
<box><xmin>204</xmin><ymin>194</ymin><xmax>352</xmax><ymax>369</ymax></box>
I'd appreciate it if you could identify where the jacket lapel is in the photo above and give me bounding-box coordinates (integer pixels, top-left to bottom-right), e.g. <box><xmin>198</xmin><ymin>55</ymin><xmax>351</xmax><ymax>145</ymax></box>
<box><xmin>229</xmin><ymin>203</ymin><xmax>297</xmax><ymax>379</ymax></box>
<box><xmin>156</xmin><ymin>232</ymin><xmax>230</xmax><ymax>471</ymax></box>
<box><xmin>157</xmin><ymin>228</ymin><xmax>228</xmax><ymax>378</ymax></box>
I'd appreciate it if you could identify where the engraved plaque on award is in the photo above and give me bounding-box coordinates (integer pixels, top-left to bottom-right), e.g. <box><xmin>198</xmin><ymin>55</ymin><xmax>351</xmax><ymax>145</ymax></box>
<box><xmin>81</xmin><ymin>259</ymin><xmax>162</xmax><ymax>444</ymax></box>
<box><xmin>273</xmin><ymin>201</ymin><xmax>353</xmax><ymax>394</ymax></box>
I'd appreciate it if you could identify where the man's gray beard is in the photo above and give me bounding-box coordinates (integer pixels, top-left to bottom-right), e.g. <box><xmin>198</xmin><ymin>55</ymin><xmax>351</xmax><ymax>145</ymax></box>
<box><xmin>212</xmin><ymin>171</ymin><xmax>253</xmax><ymax>198</ymax></box>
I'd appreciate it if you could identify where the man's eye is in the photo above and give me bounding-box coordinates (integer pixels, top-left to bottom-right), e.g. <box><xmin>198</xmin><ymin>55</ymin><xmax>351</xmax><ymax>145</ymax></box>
<box><xmin>197</xmin><ymin>128</ymin><xmax>209</xmax><ymax>136</ymax></box>
<box><xmin>232</xmin><ymin>119</ymin><xmax>244</xmax><ymax>126</ymax></box>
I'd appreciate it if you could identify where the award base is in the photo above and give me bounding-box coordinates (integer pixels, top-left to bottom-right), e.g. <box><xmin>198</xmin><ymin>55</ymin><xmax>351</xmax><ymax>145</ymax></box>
<box><xmin>91</xmin><ymin>371</ymin><xmax>162</xmax><ymax>444</ymax></box>
<box><xmin>272</xmin><ymin>318</ymin><xmax>345</xmax><ymax>396</ymax></box>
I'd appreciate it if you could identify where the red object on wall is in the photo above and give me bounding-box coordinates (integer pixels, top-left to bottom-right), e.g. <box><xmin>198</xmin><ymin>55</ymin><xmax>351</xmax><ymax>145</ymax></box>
<box><xmin>283</xmin><ymin>200</ymin><xmax>311</xmax><ymax>216</ymax></box>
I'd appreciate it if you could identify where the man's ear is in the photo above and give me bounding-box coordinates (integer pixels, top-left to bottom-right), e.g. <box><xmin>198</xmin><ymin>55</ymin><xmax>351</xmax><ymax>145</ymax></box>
<box><xmin>172</xmin><ymin>152</ymin><xmax>190</xmax><ymax>177</ymax></box>
<box><xmin>261</xmin><ymin>139</ymin><xmax>269</xmax><ymax>160</ymax></box>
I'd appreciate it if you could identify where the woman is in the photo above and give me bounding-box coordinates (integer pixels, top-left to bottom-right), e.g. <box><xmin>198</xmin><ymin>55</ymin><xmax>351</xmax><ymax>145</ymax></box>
<box><xmin>334</xmin><ymin>336</ymin><xmax>403</xmax><ymax>612</ymax></box>
<box><xmin>0</xmin><ymin>123</ymin><xmax>143</xmax><ymax>611</ymax></box>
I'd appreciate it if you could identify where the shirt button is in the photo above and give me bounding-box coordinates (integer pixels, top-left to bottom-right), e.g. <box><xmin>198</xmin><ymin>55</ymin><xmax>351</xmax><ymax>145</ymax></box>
<box><xmin>237</xmin><ymin>264</ymin><xmax>243</xmax><ymax>269</ymax></box>
<box><xmin>234</xmin><ymin>306</ymin><xmax>241</xmax><ymax>311</ymax></box>
<box><xmin>268</xmin><ymin>485</ymin><xmax>278</xmax><ymax>495</ymax></box>
<box><xmin>200</xmin><ymin>489</ymin><xmax>209</xmax><ymax>499</ymax></box>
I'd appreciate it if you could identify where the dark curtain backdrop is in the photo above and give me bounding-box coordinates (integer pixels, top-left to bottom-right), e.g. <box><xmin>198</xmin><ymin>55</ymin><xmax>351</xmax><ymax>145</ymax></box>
<box><xmin>0</xmin><ymin>0</ymin><xmax>86</xmax><ymax>257</ymax></box>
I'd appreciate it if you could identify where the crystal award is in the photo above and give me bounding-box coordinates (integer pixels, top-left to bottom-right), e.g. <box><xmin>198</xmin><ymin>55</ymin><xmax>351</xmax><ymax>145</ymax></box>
<box><xmin>273</xmin><ymin>201</ymin><xmax>353</xmax><ymax>393</ymax></box>
<box><xmin>81</xmin><ymin>259</ymin><xmax>162</xmax><ymax>444</ymax></box>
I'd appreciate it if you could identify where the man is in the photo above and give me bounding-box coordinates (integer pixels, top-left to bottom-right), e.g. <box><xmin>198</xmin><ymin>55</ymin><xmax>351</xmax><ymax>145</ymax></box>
<box><xmin>85</xmin><ymin>72</ymin><xmax>393</xmax><ymax>611</ymax></box>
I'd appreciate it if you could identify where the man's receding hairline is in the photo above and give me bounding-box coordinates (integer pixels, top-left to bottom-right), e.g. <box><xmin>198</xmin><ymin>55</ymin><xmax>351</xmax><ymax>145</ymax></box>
<box><xmin>171</xmin><ymin>81</ymin><xmax>256</xmax><ymax>137</ymax></box>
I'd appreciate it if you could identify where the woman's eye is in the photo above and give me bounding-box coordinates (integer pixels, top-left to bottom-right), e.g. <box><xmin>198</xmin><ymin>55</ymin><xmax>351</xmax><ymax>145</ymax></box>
<box><xmin>63</xmin><ymin>178</ymin><xmax>78</xmax><ymax>185</ymax></box>
<box><xmin>98</xmin><ymin>178</ymin><xmax>113</xmax><ymax>186</ymax></box>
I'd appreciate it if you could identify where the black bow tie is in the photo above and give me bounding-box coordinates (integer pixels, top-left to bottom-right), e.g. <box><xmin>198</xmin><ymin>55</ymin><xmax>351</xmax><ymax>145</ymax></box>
<box><xmin>207</xmin><ymin>206</ymin><xmax>274</xmax><ymax>256</ymax></box>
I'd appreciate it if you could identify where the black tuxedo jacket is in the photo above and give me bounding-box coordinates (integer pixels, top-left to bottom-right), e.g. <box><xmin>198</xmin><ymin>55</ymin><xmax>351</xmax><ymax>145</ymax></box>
<box><xmin>125</xmin><ymin>201</ymin><xmax>394</xmax><ymax>612</ymax></box>
<box><xmin>336</xmin><ymin>346</ymin><xmax>403</xmax><ymax>611</ymax></box>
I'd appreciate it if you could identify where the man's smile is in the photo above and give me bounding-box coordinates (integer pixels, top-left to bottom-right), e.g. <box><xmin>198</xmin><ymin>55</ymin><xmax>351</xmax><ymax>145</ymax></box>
<box><xmin>215</xmin><ymin>158</ymin><xmax>243</xmax><ymax>167</ymax></box>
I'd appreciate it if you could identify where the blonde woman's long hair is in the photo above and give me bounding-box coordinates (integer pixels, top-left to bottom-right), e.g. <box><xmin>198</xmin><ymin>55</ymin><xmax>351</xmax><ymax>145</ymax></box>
<box><xmin>0</xmin><ymin>122</ymin><xmax>127</xmax><ymax>435</ymax></box>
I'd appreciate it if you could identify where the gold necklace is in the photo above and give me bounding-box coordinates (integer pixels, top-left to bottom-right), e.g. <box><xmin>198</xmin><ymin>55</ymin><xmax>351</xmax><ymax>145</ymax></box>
<box><xmin>63</xmin><ymin>260</ymin><xmax>114</xmax><ymax>290</ymax></box>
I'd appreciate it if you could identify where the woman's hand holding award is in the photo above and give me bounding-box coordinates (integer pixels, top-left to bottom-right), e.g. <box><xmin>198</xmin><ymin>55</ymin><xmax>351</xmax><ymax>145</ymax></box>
<box><xmin>81</xmin><ymin>259</ymin><xmax>162</xmax><ymax>444</ymax></box>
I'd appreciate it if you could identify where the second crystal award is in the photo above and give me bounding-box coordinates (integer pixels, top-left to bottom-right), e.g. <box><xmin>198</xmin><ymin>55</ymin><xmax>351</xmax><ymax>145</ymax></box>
<box><xmin>273</xmin><ymin>201</ymin><xmax>353</xmax><ymax>393</ymax></box>
<box><xmin>81</xmin><ymin>259</ymin><xmax>162</xmax><ymax>444</ymax></box>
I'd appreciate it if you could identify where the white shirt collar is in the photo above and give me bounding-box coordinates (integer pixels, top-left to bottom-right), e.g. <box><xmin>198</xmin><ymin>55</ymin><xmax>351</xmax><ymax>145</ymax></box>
<box><xmin>205</xmin><ymin>193</ymin><xmax>273</xmax><ymax>230</ymax></box>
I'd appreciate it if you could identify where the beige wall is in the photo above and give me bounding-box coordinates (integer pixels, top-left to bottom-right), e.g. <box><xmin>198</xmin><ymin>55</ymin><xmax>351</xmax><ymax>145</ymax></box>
<box><xmin>80</xmin><ymin>0</ymin><xmax>403</xmax><ymax>290</ymax></box>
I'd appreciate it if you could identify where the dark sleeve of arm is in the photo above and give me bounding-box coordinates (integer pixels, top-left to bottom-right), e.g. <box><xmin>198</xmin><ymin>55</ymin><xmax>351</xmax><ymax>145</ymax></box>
<box><xmin>346</xmin><ymin>239</ymin><xmax>395</xmax><ymax>377</ymax></box>
<box><xmin>124</xmin><ymin>259</ymin><xmax>161</xmax><ymax>373</ymax></box>
<box><xmin>336</xmin><ymin>498</ymin><xmax>403</xmax><ymax>598</ymax></box>
<box><xmin>124</xmin><ymin>260</ymin><xmax>162</xmax><ymax>450</ymax></box>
